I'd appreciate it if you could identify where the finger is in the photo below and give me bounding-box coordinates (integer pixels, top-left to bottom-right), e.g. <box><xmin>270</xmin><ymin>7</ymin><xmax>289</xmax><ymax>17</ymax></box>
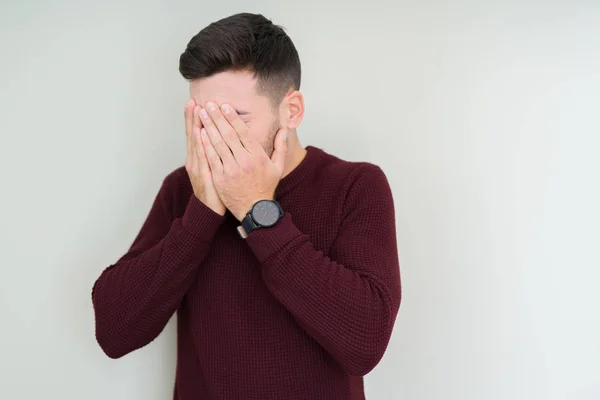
<box><xmin>271</xmin><ymin>129</ymin><xmax>288</xmax><ymax>173</ymax></box>
<box><xmin>220</xmin><ymin>103</ymin><xmax>261</xmax><ymax>154</ymax></box>
<box><xmin>199</xmin><ymin>128</ymin><xmax>224</xmax><ymax>175</ymax></box>
<box><xmin>193</xmin><ymin>106</ymin><xmax>204</xmax><ymax>149</ymax></box>
<box><xmin>205</xmin><ymin>102</ymin><xmax>246</xmax><ymax>160</ymax></box>
<box><xmin>199</xmin><ymin>107</ymin><xmax>236</xmax><ymax>168</ymax></box>
<box><xmin>189</xmin><ymin>106</ymin><xmax>202</xmax><ymax>171</ymax></box>
<box><xmin>193</xmin><ymin>126</ymin><xmax>209</xmax><ymax>171</ymax></box>
<box><xmin>185</xmin><ymin>99</ymin><xmax>195</xmax><ymax>137</ymax></box>
<box><xmin>184</xmin><ymin>99</ymin><xmax>195</xmax><ymax>163</ymax></box>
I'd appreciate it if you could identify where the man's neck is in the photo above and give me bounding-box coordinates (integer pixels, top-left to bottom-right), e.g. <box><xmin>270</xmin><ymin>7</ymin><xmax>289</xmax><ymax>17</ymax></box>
<box><xmin>282</xmin><ymin>132</ymin><xmax>308</xmax><ymax>179</ymax></box>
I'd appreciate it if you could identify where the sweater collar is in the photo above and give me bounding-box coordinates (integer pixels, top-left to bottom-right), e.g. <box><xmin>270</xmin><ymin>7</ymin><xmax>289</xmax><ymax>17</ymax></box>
<box><xmin>275</xmin><ymin>145</ymin><xmax>323</xmax><ymax>199</ymax></box>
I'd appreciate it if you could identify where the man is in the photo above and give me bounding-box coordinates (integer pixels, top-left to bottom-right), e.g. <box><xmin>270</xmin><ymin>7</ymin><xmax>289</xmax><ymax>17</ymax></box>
<box><xmin>91</xmin><ymin>12</ymin><xmax>401</xmax><ymax>400</ymax></box>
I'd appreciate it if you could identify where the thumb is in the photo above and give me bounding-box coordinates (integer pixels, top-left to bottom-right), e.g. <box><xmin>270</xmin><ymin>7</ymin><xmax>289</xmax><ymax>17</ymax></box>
<box><xmin>271</xmin><ymin>129</ymin><xmax>288</xmax><ymax>172</ymax></box>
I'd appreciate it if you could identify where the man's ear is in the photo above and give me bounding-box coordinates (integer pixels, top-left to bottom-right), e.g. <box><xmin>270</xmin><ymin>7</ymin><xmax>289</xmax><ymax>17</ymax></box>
<box><xmin>282</xmin><ymin>90</ymin><xmax>304</xmax><ymax>129</ymax></box>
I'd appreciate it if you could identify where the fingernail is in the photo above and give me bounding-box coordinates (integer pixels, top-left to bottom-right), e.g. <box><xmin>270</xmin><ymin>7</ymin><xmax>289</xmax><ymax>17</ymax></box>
<box><xmin>221</xmin><ymin>104</ymin><xmax>231</xmax><ymax>114</ymax></box>
<box><xmin>206</xmin><ymin>102</ymin><xmax>217</xmax><ymax>112</ymax></box>
<box><xmin>200</xmin><ymin>108</ymin><xmax>209</xmax><ymax>119</ymax></box>
<box><xmin>187</xmin><ymin>98</ymin><xmax>195</xmax><ymax>107</ymax></box>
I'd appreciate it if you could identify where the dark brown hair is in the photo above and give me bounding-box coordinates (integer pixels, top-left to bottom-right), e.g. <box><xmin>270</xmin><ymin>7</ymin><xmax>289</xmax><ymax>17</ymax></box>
<box><xmin>179</xmin><ymin>13</ymin><xmax>301</xmax><ymax>105</ymax></box>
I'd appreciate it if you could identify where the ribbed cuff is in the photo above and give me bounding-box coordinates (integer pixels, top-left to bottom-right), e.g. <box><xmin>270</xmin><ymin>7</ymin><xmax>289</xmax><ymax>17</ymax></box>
<box><xmin>244</xmin><ymin>213</ymin><xmax>301</xmax><ymax>264</ymax></box>
<box><xmin>181</xmin><ymin>195</ymin><xmax>225</xmax><ymax>242</ymax></box>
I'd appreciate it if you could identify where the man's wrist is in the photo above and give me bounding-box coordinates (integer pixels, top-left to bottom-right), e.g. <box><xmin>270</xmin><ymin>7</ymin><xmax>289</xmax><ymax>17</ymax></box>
<box><xmin>234</xmin><ymin>208</ymin><xmax>251</xmax><ymax>222</ymax></box>
<box><xmin>182</xmin><ymin>195</ymin><xmax>225</xmax><ymax>240</ymax></box>
<box><xmin>235</xmin><ymin>197</ymin><xmax>283</xmax><ymax>239</ymax></box>
<box><xmin>233</xmin><ymin>196</ymin><xmax>274</xmax><ymax>222</ymax></box>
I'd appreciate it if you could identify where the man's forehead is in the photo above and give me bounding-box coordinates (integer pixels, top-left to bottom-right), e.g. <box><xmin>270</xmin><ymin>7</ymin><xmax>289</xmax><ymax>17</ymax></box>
<box><xmin>189</xmin><ymin>71</ymin><xmax>257</xmax><ymax>112</ymax></box>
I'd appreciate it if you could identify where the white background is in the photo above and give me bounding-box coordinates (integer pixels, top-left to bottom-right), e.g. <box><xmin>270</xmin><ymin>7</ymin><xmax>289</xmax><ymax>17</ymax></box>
<box><xmin>1</xmin><ymin>1</ymin><xmax>599</xmax><ymax>399</ymax></box>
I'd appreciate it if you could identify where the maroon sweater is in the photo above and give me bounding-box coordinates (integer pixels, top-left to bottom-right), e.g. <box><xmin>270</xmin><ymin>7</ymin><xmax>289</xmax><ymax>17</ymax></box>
<box><xmin>92</xmin><ymin>145</ymin><xmax>401</xmax><ymax>400</ymax></box>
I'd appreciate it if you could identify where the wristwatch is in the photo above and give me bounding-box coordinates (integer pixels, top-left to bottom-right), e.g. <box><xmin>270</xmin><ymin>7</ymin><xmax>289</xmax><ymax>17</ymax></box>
<box><xmin>236</xmin><ymin>199</ymin><xmax>284</xmax><ymax>239</ymax></box>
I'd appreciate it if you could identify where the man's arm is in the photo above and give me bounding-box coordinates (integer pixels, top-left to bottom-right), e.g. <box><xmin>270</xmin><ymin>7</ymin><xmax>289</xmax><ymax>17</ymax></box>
<box><xmin>92</xmin><ymin>98</ymin><xmax>226</xmax><ymax>359</ymax></box>
<box><xmin>245</xmin><ymin>165</ymin><xmax>401</xmax><ymax>376</ymax></box>
<box><xmin>91</xmin><ymin>179</ymin><xmax>224</xmax><ymax>359</ymax></box>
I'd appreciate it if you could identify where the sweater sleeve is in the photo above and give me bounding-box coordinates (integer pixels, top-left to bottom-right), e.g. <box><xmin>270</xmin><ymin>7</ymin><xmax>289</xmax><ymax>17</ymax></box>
<box><xmin>245</xmin><ymin>165</ymin><xmax>402</xmax><ymax>376</ymax></box>
<box><xmin>91</xmin><ymin>176</ymin><xmax>224</xmax><ymax>359</ymax></box>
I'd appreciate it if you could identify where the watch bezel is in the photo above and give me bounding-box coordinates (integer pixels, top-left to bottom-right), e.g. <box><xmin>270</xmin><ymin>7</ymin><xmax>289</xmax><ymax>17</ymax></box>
<box><xmin>250</xmin><ymin>199</ymin><xmax>283</xmax><ymax>227</ymax></box>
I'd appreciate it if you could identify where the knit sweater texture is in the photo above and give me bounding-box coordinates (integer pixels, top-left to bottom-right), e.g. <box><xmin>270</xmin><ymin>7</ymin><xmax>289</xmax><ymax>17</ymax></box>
<box><xmin>91</xmin><ymin>145</ymin><xmax>402</xmax><ymax>400</ymax></box>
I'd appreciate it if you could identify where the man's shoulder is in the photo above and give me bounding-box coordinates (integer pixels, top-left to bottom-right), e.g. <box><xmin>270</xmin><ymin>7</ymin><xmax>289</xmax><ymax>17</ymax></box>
<box><xmin>315</xmin><ymin>148</ymin><xmax>393</xmax><ymax>215</ymax></box>
<box><xmin>316</xmin><ymin>147</ymin><xmax>387</xmax><ymax>189</ymax></box>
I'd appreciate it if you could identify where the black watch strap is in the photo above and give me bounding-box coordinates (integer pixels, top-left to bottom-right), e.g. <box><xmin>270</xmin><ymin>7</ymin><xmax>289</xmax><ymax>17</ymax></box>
<box><xmin>237</xmin><ymin>212</ymin><xmax>257</xmax><ymax>239</ymax></box>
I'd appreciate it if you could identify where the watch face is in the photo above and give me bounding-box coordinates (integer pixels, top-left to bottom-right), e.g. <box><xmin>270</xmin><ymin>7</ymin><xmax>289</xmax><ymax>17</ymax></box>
<box><xmin>251</xmin><ymin>200</ymin><xmax>281</xmax><ymax>227</ymax></box>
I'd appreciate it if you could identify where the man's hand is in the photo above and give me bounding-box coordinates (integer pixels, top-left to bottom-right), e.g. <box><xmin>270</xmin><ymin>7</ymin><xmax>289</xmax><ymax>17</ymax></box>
<box><xmin>184</xmin><ymin>98</ymin><xmax>227</xmax><ymax>216</ymax></box>
<box><xmin>197</xmin><ymin>101</ymin><xmax>288</xmax><ymax>221</ymax></box>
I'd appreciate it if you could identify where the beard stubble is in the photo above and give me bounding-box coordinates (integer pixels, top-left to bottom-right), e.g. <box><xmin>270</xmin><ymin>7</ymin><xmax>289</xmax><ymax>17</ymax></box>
<box><xmin>262</xmin><ymin>117</ymin><xmax>281</xmax><ymax>158</ymax></box>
